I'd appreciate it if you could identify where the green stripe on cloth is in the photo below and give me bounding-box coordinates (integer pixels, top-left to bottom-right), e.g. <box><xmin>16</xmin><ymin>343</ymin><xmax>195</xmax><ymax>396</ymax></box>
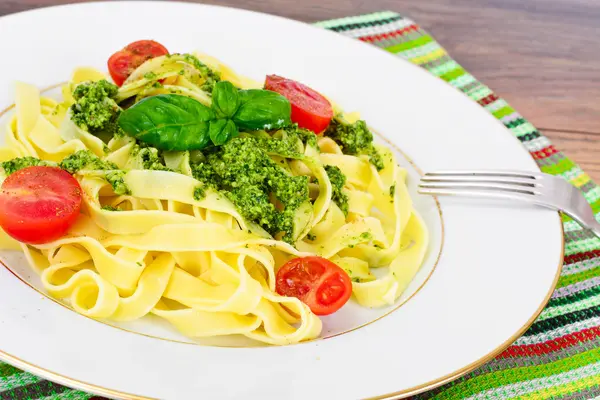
<box><xmin>515</xmin><ymin>373</ymin><xmax>600</xmax><ymax>400</ymax></box>
<box><xmin>538</xmin><ymin>292</ymin><xmax>600</xmax><ymax>321</ymax></box>
<box><xmin>0</xmin><ymin>379</ymin><xmax>88</xmax><ymax>400</ymax></box>
<box><xmin>557</xmin><ymin>266</ymin><xmax>600</xmax><ymax>288</ymax></box>
<box><xmin>428</xmin><ymin>60</ymin><xmax>461</xmax><ymax>77</ymax></box>
<box><xmin>540</xmin><ymin>158</ymin><xmax>577</xmax><ymax>175</ymax></box>
<box><xmin>0</xmin><ymin>363</ymin><xmax>21</xmax><ymax>379</ymax></box>
<box><xmin>386</xmin><ymin>34</ymin><xmax>433</xmax><ymax>53</ymax></box>
<box><xmin>492</xmin><ymin>105</ymin><xmax>516</xmax><ymax>119</ymax></box>
<box><xmin>590</xmin><ymin>198</ymin><xmax>600</xmax><ymax>214</ymax></box>
<box><xmin>1</xmin><ymin>10</ymin><xmax>599</xmax><ymax>400</ymax></box>
<box><xmin>432</xmin><ymin>350</ymin><xmax>600</xmax><ymax>399</ymax></box>
<box><xmin>0</xmin><ymin>371</ymin><xmax>43</xmax><ymax>391</ymax></box>
<box><xmin>480</xmin><ymin>363</ymin><xmax>600</xmax><ymax>399</ymax></box>
<box><xmin>439</xmin><ymin>67</ymin><xmax>466</xmax><ymax>82</ymax></box>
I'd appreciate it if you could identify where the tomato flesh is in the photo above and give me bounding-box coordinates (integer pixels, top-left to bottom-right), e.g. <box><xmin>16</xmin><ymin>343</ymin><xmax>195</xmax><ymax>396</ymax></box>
<box><xmin>0</xmin><ymin>166</ymin><xmax>82</xmax><ymax>244</ymax></box>
<box><xmin>125</xmin><ymin>40</ymin><xmax>169</xmax><ymax>59</ymax></box>
<box><xmin>276</xmin><ymin>256</ymin><xmax>352</xmax><ymax>315</ymax></box>
<box><xmin>107</xmin><ymin>40</ymin><xmax>169</xmax><ymax>86</ymax></box>
<box><xmin>265</xmin><ymin>75</ymin><xmax>333</xmax><ymax>134</ymax></box>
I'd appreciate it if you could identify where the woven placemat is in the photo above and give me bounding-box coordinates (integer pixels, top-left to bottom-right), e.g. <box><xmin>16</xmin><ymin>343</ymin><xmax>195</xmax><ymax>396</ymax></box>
<box><xmin>2</xmin><ymin>10</ymin><xmax>600</xmax><ymax>400</ymax></box>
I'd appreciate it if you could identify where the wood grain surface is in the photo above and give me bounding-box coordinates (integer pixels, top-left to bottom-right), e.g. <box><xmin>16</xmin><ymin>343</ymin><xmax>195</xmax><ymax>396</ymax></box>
<box><xmin>1</xmin><ymin>0</ymin><xmax>598</xmax><ymax>180</ymax></box>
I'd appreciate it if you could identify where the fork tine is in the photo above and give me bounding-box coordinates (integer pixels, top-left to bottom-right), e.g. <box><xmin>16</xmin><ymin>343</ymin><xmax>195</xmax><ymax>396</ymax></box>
<box><xmin>417</xmin><ymin>187</ymin><xmax>548</xmax><ymax>207</ymax></box>
<box><xmin>421</xmin><ymin>174</ymin><xmax>538</xmax><ymax>187</ymax></box>
<box><xmin>424</xmin><ymin>170</ymin><xmax>542</xmax><ymax>179</ymax></box>
<box><xmin>420</xmin><ymin>179</ymin><xmax>541</xmax><ymax>192</ymax></box>
<box><xmin>418</xmin><ymin>182</ymin><xmax>541</xmax><ymax>196</ymax></box>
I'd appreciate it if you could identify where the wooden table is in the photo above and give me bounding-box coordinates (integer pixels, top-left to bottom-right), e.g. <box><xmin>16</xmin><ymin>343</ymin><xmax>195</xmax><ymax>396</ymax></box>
<box><xmin>2</xmin><ymin>0</ymin><xmax>599</xmax><ymax>180</ymax></box>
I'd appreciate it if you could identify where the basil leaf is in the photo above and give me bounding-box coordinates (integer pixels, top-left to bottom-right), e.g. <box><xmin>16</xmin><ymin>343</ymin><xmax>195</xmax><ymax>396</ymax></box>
<box><xmin>212</xmin><ymin>81</ymin><xmax>239</xmax><ymax>119</ymax></box>
<box><xmin>208</xmin><ymin>119</ymin><xmax>226</xmax><ymax>145</ymax></box>
<box><xmin>209</xmin><ymin>119</ymin><xmax>238</xmax><ymax>146</ymax></box>
<box><xmin>233</xmin><ymin>89</ymin><xmax>291</xmax><ymax>131</ymax></box>
<box><xmin>118</xmin><ymin>94</ymin><xmax>214</xmax><ymax>151</ymax></box>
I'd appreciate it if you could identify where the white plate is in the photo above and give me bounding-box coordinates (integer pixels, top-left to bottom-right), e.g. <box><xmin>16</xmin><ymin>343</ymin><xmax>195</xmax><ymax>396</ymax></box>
<box><xmin>0</xmin><ymin>2</ymin><xmax>563</xmax><ymax>399</ymax></box>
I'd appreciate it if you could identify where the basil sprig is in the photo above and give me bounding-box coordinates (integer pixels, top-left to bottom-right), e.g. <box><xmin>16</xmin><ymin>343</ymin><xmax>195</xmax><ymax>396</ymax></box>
<box><xmin>117</xmin><ymin>81</ymin><xmax>291</xmax><ymax>151</ymax></box>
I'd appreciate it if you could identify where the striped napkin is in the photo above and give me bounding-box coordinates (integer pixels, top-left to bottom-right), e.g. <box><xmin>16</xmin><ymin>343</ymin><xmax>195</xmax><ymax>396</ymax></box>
<box><xmin>1</xmin><ymin>10</ymin><xmax>599</xmax><ymax>400</ymax></box>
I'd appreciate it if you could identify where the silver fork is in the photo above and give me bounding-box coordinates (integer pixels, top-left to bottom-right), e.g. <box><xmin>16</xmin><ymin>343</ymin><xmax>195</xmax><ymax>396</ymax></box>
<box><xmin>418</xmin><ymin>170</ymin><xmax>600</xmax><ymax>238</ymax></box>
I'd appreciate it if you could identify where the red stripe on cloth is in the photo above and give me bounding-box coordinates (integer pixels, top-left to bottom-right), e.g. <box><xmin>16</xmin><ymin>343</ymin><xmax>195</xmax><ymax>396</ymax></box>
<box><xmin>497</xmin><ymin>326</ymin><xmax>600</xmax><ymax>359</ymax></box>
<box><xmin>565</xmin><ymin>250</ymin><xmax>600</xmax><ymax>265</ymax></box>
<box><xmin>531</xmin><ymin>146</ymin><xmax>559</xmax><ymax>160</ymax></box>
<box><xmin>359</xmin><ymin>24</ymin><xmax>419</xmax><ymax>43</ymax></box>
<box><xmin>477</xmin><ymin>93</ymin><xmax>499</xmax><ymax>106</ymax></box>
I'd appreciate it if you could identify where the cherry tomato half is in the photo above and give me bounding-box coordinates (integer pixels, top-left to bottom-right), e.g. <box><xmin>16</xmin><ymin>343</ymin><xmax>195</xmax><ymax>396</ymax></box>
<box><xmin>265</xmin><ymin>75</ymin><xmax>333</xmax><ymax>134</ymax></box>
<box><xmin>276</xmin><ymin>256</ymin><xmax>352</xmax><ymax>316</ymax></box>
<box><xmin>107</xmin><ymin>40</ymin><xmax>169</xmax><ymax>86</ymax></box>
<box><xmin>0</xmin><ymin>166</ymin><xmax>83</xmax><ymax>244</ymax></box>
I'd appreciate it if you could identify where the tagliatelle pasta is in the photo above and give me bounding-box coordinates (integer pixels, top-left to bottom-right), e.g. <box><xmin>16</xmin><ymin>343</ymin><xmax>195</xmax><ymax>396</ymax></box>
<box><xmin>0</xmin><ymin>48</ymin><xmax>428</xmax><ymax>345</ymax></box>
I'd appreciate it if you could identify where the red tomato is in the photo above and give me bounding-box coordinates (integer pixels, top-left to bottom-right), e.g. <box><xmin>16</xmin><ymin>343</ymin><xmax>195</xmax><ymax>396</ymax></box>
<box><xmin>276</xmin><ymin>256</ymin><xmax>352</xmax><ymax>316</ymax></box>
<box><xmin>107</xmin><ymin>40</ymin><xmax>169</xmax><ymax>86</ymax></box>
<box><xmin>265</xmin><ymin>75</ymin><xmax>333</xmax><ymax>134</ymax></box>
<box><xmin>0</xmin><ymin>166</ymin><xmax>83</xmax><ymax>244</ymax></box>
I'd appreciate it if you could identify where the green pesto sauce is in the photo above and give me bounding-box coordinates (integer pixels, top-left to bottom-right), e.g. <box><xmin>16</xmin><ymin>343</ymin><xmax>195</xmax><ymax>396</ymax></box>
<box><xmin>59</xmin><ymin>150</ymin><xmax>117</xmax><ymax>174</ymax></box>
<box><xmin>324</xmin><ymin>118</ymin><xmax>384</xmax><ymax>170</ymax></box>
<box><xmin>390</xmin><ymin>183</ymin><xmax>396</xmax><ymax>197</ymax></box>
<box><xmin>306</xmin><ymin>233</ymin><xmax>316</xmax><ymax>241</ymax></box>
<box><xmin>59</xmin><ymin>150</ymin><xmax>130</xmax><ymax>195</ymax></box>
<box><xmin>237</xmin><ymin>124</ymin><xmax>317</xmax><ymax>159</ymax></box>
<box><xmin>105</xmin><ymin>170</ymin><xmax>130</xmax><ymax>195</ymax></box>
<box><xmin>256</xmin><ymin>135</ymin><xmax>301</xmax><ymax>158</ymax></box>
<box><xmin>193</xmin><ymin>186</ymin><xmax>206</xmax><ymax>201</ymax></box>
<box><xmin>70</xmin><ymin>80</ymin><xmax>121</xmax><ymax>135</ymax></box>
<box><xmin>1</xmin><ymin>157</ymin><xmax>55</xmax><ymax>175</ymax></box>
<box><xmin>101</xmin><ymin>205</ymin><xmax>122</xmax><ymax>211</ymax></box>
<box><xmin>130</xmin><ymin>145</ymin><xmax>171</xmax><ymax>171</ymax></box>
<box><xmin>324</xmin><ymin>165</ymin><xmax>349</xmax><ymax>216</ymax></box>
<box><xmin>359</xmin><ymin>231</ymin><xmax>373</xmax><ymax>241</ymax></box>
<box><xmin>295</xmin><ymin>126</ymin><xmax>319</xmax><ymax>150</ymax></box>
<box><xmin>347</xmin><ymin>231</ymin><xmax>373</xmax><ymax>249</ymax></box>
<box><xmin>191</xmin><ymin>136</ymin><xmax>309</xmax><ymax>243</ymax></box>
<box><xmin>2</xmin><ymin>151</ymin><xmax>130</xmax><ymax>196</ymax></box>
<box><xmin>281</xmin><ymin>124</ymin><xmax>318</xmax><ymax>151</ymax></box>
<box><xmin>112</xmin><ymin>127</ymin><xmax>126</xmax><ymax>139</ymax></box>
